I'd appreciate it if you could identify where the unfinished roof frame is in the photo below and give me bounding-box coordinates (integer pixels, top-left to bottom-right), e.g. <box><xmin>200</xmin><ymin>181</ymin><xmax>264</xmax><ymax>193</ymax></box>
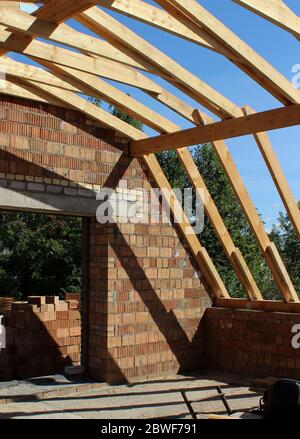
<box><xmin>0</xmin><ymin>0</ymin><xmax>299</xmax><ymax>306</ymax></box>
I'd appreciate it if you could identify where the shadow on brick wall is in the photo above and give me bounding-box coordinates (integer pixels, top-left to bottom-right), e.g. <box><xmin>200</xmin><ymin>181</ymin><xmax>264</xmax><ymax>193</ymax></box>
<box><xmin>0</xmin><ymin>132</ymin><xmax>209</xmax><ymax>384</ymax></box>
<box><xmin>0</xmin><ymin>299</ymin><xmax>81</xmax><ymax>381</ymax></box>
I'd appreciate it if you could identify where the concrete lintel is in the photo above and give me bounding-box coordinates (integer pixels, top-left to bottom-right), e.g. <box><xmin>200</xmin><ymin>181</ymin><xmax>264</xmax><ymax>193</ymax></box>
<box><xmin>0</xmin><ymin>186</ymin><xmax>98</xmax><ymax>217</ymax></box>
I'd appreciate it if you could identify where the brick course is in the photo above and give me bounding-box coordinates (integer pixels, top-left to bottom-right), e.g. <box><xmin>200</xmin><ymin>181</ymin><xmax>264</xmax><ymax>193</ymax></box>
<box><xmin>204</xmin><ymin>308</ymin><xmax>300</xmax><ymax>380</ymax></box>
<box><xmin>0</xmin><ymin>297</ymin><xmax>81</xmax><ymax>380</ymax></box>
<box><xmin>0</xmin><ymin>95</ymin><xmax>211</xmax><ymax>383</ymax></box>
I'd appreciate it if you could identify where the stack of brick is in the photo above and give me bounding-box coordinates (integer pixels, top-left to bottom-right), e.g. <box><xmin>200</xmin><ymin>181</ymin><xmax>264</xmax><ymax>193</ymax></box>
<box><xmin>0</xmin><ymin>296</ymin><xmax>81</xmax><ymax>380</ymax></box>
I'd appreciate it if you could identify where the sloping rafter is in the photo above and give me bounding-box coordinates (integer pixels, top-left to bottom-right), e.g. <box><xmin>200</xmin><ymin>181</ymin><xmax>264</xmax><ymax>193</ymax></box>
<box><xmin>32</xmin><ymin>0</ymin><xmax>98</xmax><ymax>23</ymax></box>
<box><xmin>0</xmin><ymin>7</ymin><xmax>148</xmax><ymax>70</ymax></box>
<box><xmin>0</xmin><ymin>26</ymin><xmax>161</xmax><ymax>93</ymax></box>
<box><xmin>232</xmin><ymin>0</ymin><xmax>300</xmax><ymax>40</ymax></box>
<box><xmin>155</xmin><ymin>0</ymin><xmax>300</xmax><ymax>105</ymax></box>
<box><xmin>77</xmin><ymin>6</ymin><xmax>243</xmax><ymax>119</ymax></box>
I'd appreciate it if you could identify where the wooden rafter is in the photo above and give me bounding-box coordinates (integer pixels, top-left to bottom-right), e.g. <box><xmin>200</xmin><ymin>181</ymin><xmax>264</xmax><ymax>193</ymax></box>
<box><xmin>77</xmin><ymin>7</ymin><xmax>243</xmax><ymax>119</ymax></box>
<box><xmin>96</xmin><ymin>0</ymin><xmax>221</xmax><ymax>54</ymax></box>
<box><xmin>0</xmin><ymin>26</ymin><xmax>163</xmax><ymax>94</ymax></box>
<box><xmin>0</xmin><ymin>7</ymin><xmax>147</xmax><ymax>71</ymax></box>
<box><xmin>243</xmin><ymin>106</ymin><xmax>300</xmax><ymax>241</ymax></box>
<box><xmin>143</xmin><ymin>154</ymin><xmax>230</xmax><ymax>299</ymax></box>
<box><xmin>0</xmin><ymin>9</ymin><xmax>207</xmax><ymax>124</ymax></box>
<box><xmin>176</xmin><ymin>147</ymin><xmax>262</xmax><ymax>300</ymax></box>
<box><xmin>32</xmin><ymin>0</ymin><xmax>98</xmax><ymax>23</ymax></box>
<box><xmin>155</xmin><ymin>0</ymin><xmax>300</xmax><ymax>105</ymax></box>
<box><xmin>1</xmin><ymin>76</ymin><xmax>64</xmax><ymax>106</ymax></box>
<box><xmin>232</xmin><ymin>0</ymin><xmax>300</xmax><ymax>40</ymax></box>
<box><xmin>131</xmin><ymin>105</ymin><xmax>300</xmax><ymax>155</ymax></box>
<box><xmin>95</xmin><ymin>1</ymin><xmax>300</xmax><ymax>104</ymax></box>
<box><xmin>26</xmin><ymin>59</ymin><xmax>180</xmax><ymax>133</ymax></box>
<box><xmin>196</xmin><ymin>113</ymin><xmax>299</xmax><ymax>303</ymax></box>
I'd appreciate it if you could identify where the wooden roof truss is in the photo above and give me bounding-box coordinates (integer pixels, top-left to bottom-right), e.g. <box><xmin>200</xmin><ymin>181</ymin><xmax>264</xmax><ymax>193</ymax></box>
<box><xmin>0</xmin><ymin>0</ymin><xmax>299</xmax><ymax>307</ymax></box>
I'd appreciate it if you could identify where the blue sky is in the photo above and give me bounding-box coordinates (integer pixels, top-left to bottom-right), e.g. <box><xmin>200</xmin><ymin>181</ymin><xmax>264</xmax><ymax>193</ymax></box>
<box><xmin>19</xmin><ymin>1</ymin><xmax>300</xmax><ymax>230</ymax></box>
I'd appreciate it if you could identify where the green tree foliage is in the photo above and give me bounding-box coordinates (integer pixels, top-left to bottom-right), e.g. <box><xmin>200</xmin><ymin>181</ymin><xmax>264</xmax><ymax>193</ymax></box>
<box><xmin>0</xmin><ymin>213</ymin><xmax>82</xmax><ymax>299</ymax></box>
<box><xmin>270</xmin><ymin>203</ymin><xmax>300</xmax><ymax>294</ymax></box>
<box><xmin>157</xmin><ymin>144</ymin><xmax>280</xmax><ymax>299</ymax></box>
<box><xmin>109</xmin><ymin>102</ymin><xmax>143</xmax><ymax>131</ymax></box>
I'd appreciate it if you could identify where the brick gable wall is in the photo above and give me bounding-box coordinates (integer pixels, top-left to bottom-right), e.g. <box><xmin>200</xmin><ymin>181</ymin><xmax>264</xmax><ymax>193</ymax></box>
<box><xmin>0</xmin><ymin>95</ymin><xmax>211</xmax><ymax>382</ymax></box>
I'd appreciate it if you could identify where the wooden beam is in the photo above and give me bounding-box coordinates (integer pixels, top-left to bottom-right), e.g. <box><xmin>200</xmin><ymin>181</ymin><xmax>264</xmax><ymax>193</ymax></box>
<box><xmin>78</xmin><ymin>7</ymin><xmax>243</xmax><ymax>119</ymax></box>
<box><xmin>177</xmin><ymin>147</ymin><xmax>263</xmax><ymax>300</ymax></box>
<box><xmin>0</xmin><ymin>7</ymin><xmax>147</xmax><ymax>71</ymax></box>
<box><xmin>0</xmin><ymin>56</ymin><xmax>180</xmax><ymax>134</ymax></box>
<box><xmin>33</xmin><ymin>0</ymin><xmax>98</xmax><ymax>23</ymax></box>
<box><xmin>195</xmin><ymin>113</ymin><xmax>298</xmax><ymax>303</ymax></box>
<box><xmin>0</xmin><ymin>15</ymin><xmax>205</xmax><ymax>123</ymax></box>
<box><xmin>131</xmin><ymin>104</ymin><xmax>300</xmax><ymax>155</ymax></box>
<box><xmin>0</xmin><ymin>26</ymin><xmax>161</xmax><ymax>94</ymax></box>
<box><xmin>233</xmin><ymin>0</ymin><xmax>300</xmax><ymax>40</ymax></box>
<box><xmin>243</xmin><ymin>105</ymin><xmax>300</xmax><ymax>241</ymax></box>
<box><xmin>97</xmin><ymin>0</ymin><xmax>243</xmax><ymax>62</ymax></box>
<box><xmin>21</xmin><ymin>79</ymin><xmax>147</xmax><ymax>140</ymax></box>
<box><xmin>156</xmin><ymin>0</ymin><xmax>300</xmax><ymax>105</ymax></box>
<box><xmin>143</xmin><ymin>154</ymin><xmax>230</xmax><ymax>299</ymax></box>
<box><xmin>32</xmin><ymin>59</ymin><xmax>179</xmax><ymax>134</ymax></box>
<box><xmin>96</xmin><ymin>0</ymin><xmax>217</xmax><ymax>52</ymax></box>
<box><xmin>1</xmin><ymin>56</ymin><xmax>79</xmax><ymax>92</ymax></box>
<box><xmin>215</xmin><ymin>298</ymin><xmax>300</xmax><ymax>314</ymax></box>
<box><xmin>1</xmin><ymin>76</ymin><xmax>64</xmax><ymax>106</ymax></box>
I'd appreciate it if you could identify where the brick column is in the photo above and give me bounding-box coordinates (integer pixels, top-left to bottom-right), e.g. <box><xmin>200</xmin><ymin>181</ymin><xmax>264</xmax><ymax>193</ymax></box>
<box><xmin>88</xmin><ymin>215</ymin><xmax>211</xmax><ymax>383</ymax></box>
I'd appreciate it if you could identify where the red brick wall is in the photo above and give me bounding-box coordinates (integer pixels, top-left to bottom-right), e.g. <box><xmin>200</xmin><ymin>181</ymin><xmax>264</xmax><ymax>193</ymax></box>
<box><xmin>204</xmin><ymin>308</ymin><xmax>300</xmax><ymax>379</ymax></box>
<box><xmin>0</xmin><ymin>297</ymin><xmax>81</xmax><ymax>380</ymax></box>
<box><xmin>88</xmin><ymin>220</ymin><xmax>210</xmax><ymax>384</ymax></box>
<box><xmin>0</xmin><ymin>95</ymin><xmax>127</xmax><ymax>188</ymax></box>
<box><xmin>0</xmin><ymin>95</ymin><xmax>212</xmax><ymax>383</ymax></box>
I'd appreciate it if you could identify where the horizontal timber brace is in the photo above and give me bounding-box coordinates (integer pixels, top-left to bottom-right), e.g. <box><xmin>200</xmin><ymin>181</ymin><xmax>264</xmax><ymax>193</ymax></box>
<box><xmin>131</xmin><ymin>104</ymin><xmax>300</xmax><ymax>156</ymax></box>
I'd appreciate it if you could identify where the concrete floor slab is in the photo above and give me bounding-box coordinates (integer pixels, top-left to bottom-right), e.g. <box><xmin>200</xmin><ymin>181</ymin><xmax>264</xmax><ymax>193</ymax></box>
<box><xmin>0</xmin><ymin>372</ymin><xmax>262</xmax><ymax>419</ymax></box>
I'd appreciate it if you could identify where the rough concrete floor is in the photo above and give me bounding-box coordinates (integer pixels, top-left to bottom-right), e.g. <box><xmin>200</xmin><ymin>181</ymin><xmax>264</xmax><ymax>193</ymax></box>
<box><xmin>0</xmin><ymin>371</ymin><xmax>262</xmax><ymax>419</ymax></box>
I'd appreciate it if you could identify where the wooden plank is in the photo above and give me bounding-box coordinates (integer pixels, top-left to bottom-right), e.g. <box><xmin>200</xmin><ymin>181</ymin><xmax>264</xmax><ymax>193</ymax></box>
<box><xmin>192</xmin><ymin>113</ymin><xmax>298</xmax><ymax>303</ymax></box>
<box><xmin>22</xmin><ymin>79</ymin><xmax>147</xmax><ymax>140</ymax></box>
<box><xmin>156</xmin><ymin>0</ymin><xmax>300</xmax><ymax>105</ymax></box>
<box><xmin>215</xmin><ymin>298</ymin><xmax>300</xmax><ymax>313</ymax></box>
<box><xmin>243</xmin><ymin>105</ymin><xmax>300</xmax><ymax>241</ymax></box>
<box><xmin>177</xmin><ymin>147</ymin><xmax>262</xmax><ymax>300</ymax></box>
<box><xmin>0</xmin><ymin>15</ymin><xmax>203</xmax><ymax>123</ymax></box>
<box><xmin>33</xmin><ymin>59</ymin><xmax>179</xmax><ymax>133</ymax></box>
<box><xmin>142</xmin><ymin>154</ymin><xmax>230</xmax><ymax>299</ymax></box>
<box><xmin>0</xmin><ymin>7</ymin><xmax>146</xmax><ymax>71</ymax></box>
<box><xmin>0</xmin><ymin>26</ymin><xmax>161</xmax><ymax>94</ymax></box>
<box><xmin>97</xmin><ymin>0</ymin><xmax>217</xmax><ymax>52</ymax></box>
<box><xmin>78</xmin><ymin>7</ymin><xmax>243</xmax><ymax>119</ymax></box>
<box><xmin>131</xmin><ymin>104</ymin><xmax>300</xmax><ymax>155</ymax></box>
<box><xmin>1</xmin><ymin>56</ymin><xmax>79</xmax><ymax>92</ymax></box>
<box><xmin>1</xmin><ymin>56</ymin><xmax>183</xmax><ymax>135</ymax></box>
<box><xmin>0</xmin><ymin>76</ymin><xmax>64</xmax><ymax>106</ymax></box>
<box><xmin>233</xmin><ymin>0</ymin><xmax>300</xmax><ymax>40</ymax></box>
<box><xmin>32</xmin><ymin>0</ymin><xmax>98</xmax><ymax>23</ymax></box>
